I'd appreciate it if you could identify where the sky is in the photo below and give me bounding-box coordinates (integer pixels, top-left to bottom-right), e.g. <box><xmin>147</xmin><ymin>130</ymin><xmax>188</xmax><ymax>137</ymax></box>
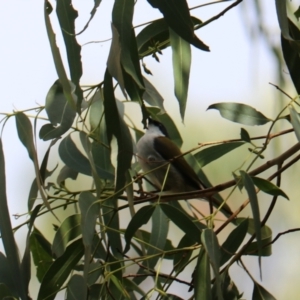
<box><xmin>0</xmin><ymin>1</ymin><xmax>299</xmax><ymax>299</ymax></box>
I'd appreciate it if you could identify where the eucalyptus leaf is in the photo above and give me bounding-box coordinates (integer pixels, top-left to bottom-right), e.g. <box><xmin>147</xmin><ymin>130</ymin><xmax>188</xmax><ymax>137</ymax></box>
<box><xmin>160</xmin><ymin>203</ymin><xmax>201</xmax><ymax>244</ymax></box>
<box><xmin>170</xmin><ymin>28</ymin><xmax>191</xmax><ymax>120</ymax></box>
<box><xmin>124</xmin><ymin>205</ymin><xmax>156</xmax><ymax>253</ymax></box>
<box><xmin>289</xmin><ymin>106</ymin><xmax>300</xmax><ymax>142</ymax></box>
<box><xmin>240</xmin><ymin>171</ymin><xmax>262</xmax><ymax>272</ymax></box>
<box><xmin>194</xmin><ymin>142</ymin><xmax>244</xmax><ymax>168</ymax></box>
<box><xmin>208</xmin><ymin>102</ymin><xmax>272</xmax><ymax>126</ymax></box>
<box><xmin>66</xmin><ymin>274</ymin><xmax>86</xmax><ymax>300</ymax></box>
<box><xmin>194</xmin><ymin>248</ymin><xmax>212</xmax><ymax>300</ymax></box>
<box><xmin>79</xmin><ymin>192</ymin><xmax>100</xmax><ymax>247</ymax></box>
<box><xmin>56</xmin><ymin>0</ymin><xmax>83</xmax><ymax>108</ymax></box>
<box><xmin>240</xmin><ymin>128</ymin><xmax>251</xmax><ymax>143</ymax></box>
<box><xmin>252</xmin><ymin>176</ymin><xmax>289</xmax><ymax>200</ymax></box>
<box><xmin>52</xmin><ymin>214</ymin><xmax>82</xmax><ymax>258</ymax></box>
<box><xmin>252</xmin><ymin>281</ymin><xmax>276</xmax><ymax>300</ymax></box>
<box><xmin>173</xmin><ymin>234</ymin><xmax>194</xmax><ymax>273</ymax></box>
<box><xmin>37</xmin><ymin>239</ymin><xmax>84</xmax><ymax>300</ymax></box>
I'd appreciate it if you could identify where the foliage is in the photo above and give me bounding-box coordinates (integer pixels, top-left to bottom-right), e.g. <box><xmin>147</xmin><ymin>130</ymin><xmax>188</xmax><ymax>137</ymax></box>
<box><xmin>0</xmin><ymin>0</ymin><xmax>300</xmax><ymax>299</ymax></box>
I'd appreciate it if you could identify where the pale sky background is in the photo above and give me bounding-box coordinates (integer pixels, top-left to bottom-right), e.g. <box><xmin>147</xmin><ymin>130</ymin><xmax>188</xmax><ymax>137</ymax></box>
<box><xmin>1</xmin><ymin>1</ymin><xmax>299</xmax><ymax>299</ymax></box>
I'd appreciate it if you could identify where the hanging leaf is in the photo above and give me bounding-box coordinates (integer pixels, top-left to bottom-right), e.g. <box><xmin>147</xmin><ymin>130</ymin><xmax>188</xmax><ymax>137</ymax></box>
<box><xmin>240</xmin><ymin>171</ymin><xmax>262</xmax><ymax>272</ymax></box>
<box><xmin>143</xmin><ymin>76</ymin><xmax>166</xmax><ymax>113</ymax></box>
<box><xmin>281</xmin><ymin>19</ymin><xmax>300</xmax><ymax>94</ymax></box>
<box><xmin>56</xmin><ymin>0</ymin><xmax>83</xmax><ymax>109</ymax></box>
<box><xmin>240</xmin><ymin>128</ymin><xmax>251</xmax><ymax>143</ymax></box>
<box><xmin>44</xmin><ymin>1</ymin><xmax>77</xmax><ymax>109</ymax></box>
<box><xmin>194</xmin><ymin>248</ymin><xmax>212</xmax><ymax>300</ymax></box>
<box><xmin>52</xmin><ymin>214</ymin><xmax>82</xmax><ymax>258</ymax></box>
<box><xmin>173</xmin><ymin>234</ymin><xmax>194</xmax><ymax>273</ymax></box>
<box><xmin>147</xmin><ymin>0</ymin><xmax>209</xmax><ymax>51</ymax></box>
<box><xmin>0</xmin><ymin>139</ymin><xmax>26</xmax><ymax>300</ymax></box>
<box><xmin>103</xmin><ymin>70</ymin><xmax>133</xmax><ymax>192</ymax></box>
<box><xmin>208</xmin><ymin>103</ymin><xmax>272</xmax><ymax>126</ymax></box>
<box><xmin>160</xmin><ymin>204</ymin><xmax>202</xmax><ymax>244</ymax></box>
<box><xmin>252</xmin><ymin>176</ymin><xmax>289</xmax><ymax>200</ymax></box>
<box><xmin>289</xmin><ymin>106</ymin><xmax>300</xmax><ymax>143</ymax></box>
<box><xmin>170</xmin><ymin>28</ymin><xmax>191</xmax><ymax>120</ymax></box>
<box><xmin>0</xmin><ymin>253</ymin><xmax>17</xmax><ymax>298</ymax></box>
<box><xmin>79</xmin><ymin>192</ymin><xmax>100</xmax><ymax>248</ymax></box>
<box><xmin>123</xmin><ymin>205</ymin><xmax>156</xmax><ymax>253</ymax></box>
<box><xmin>201</xmin><ymin>229</ymin><xmax>222</xmax><ymax>300</ymax></box>
<box><xmin>194</xmin><ymin>142</ymin><xmax>245</xmax><ymax>168</ymax></box>
<box><xmin>37</xmin><ymin>239</ymin><xmax>84</xmax><ymax>300</ymax></box>
<box><xmin>220</xmin><ymin>218</ymin><xmax>249</xmax><ymax>266</ymax></box>
<box><xmin>30</xmin><ymin>229</ymin><xmax>53</xmax><ymax>282</ymax></box>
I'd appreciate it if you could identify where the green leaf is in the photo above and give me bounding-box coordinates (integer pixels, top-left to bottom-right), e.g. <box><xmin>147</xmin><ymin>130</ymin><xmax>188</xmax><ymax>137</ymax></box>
<box><xmin>0</xmin><ymin>282</ymin><xmax>15</xmax><ymax>299</ymax></box>
<box><xmin>170</xmin><ymin>28</ymin><xmax>191</xmax><ymax>120</ymax></box>
<box><xmin>124</xmin><ymin>205</ymin><xmax>156</xmax><ymax>253</ymax></box>
<box><xmin>194</xmin><ymin>248</ymin><xmax>212</xmax><ymax>300</ymax></box>
<box><xmin>220</xmin><ymin>218</ymin><xmax>248</xmax><ymax>266</ymax></box>
<box><xmin>252</xmin><ymin>282</ymin><xmax>276</xmax><ymax>300</ymax></box>
<box><xmin>79</xmin><ymin>192</ymin><xmax>100</xmax><ymax>247</ymax></box>
<box><xmin>15</xmin><ymin>112</ymin><xmax>35</xmax><ymax>161</ymax></box>
<box><xmin>289</xmin><ymin>106</ymin><xmax>300</xmax><ymax>142</ymax></box>
<box><xmin>208</xmin><ymin>103</ymin><xmax>272</xmax><ymax>126</ymax></box>
<box><xmin>66</xmin><ymin>275</ymin><xmax>87</xmax><ymax>300</ymax></box>
<box><xmin>252</xmin><ymin>176</ymin><xmax>289</xmax><ymax>200</ymax></box>
<box><xmin>103</xmin><ymin>70</ymin><xmax>133</xmax><ymax>192</ymax></box>
<box><xmin>173</xmin><ymin>234</ymin><xmax>194</xmax><ymax>273</ymax></box>
<box><xmin>44</xmin><ymin>2</ymin><xmax>77</xmax><ymax>109</ymax></box>
<box><xmin>147</xmin><ymin>0</ymin><xmax>209</xmax><ymax>51</ymax></box>
<box><xmin>58</xmin><ymin>134</ymin><xmax>92</xmax><ymax>176</ymax></box>
<box><xmin>112</xmin><ymin>0</ymin><xmax>144</xmax><ymax>89</ymax></box>
<box><xmin>146</xmin><ymin>206</ymin><xmax>169</xmax><ymax>268</ymax></box>
<box><xmin>37</xmin><ymin>238</ymin><xmax>84</xmax><ymax>300</ymax></box>
<box><xmin>40</xmin><ymin>80</ymin><xmax>76</xmax><ymax>141</ymax></box>
<box><xmin>240</xmin><ymin>128</ymin><xmax>251</xmax><ymax>143</ymax></box>
<box><xmin>30</xmin><ymin>229</ymin><xmax>53</xmax><ymax>282</ymax></box>
<box><xmin>57</xmin><ymin>165</ymin><xmax>78</xmax><ymax>184</ymax></box>
<box><xmin>143</xmin><ymin>76</ymin><xmax>166</xmax><ymax>114</ymax></box>
<box><xmin>160</xmin><ymin>203</ymin><xmax>201</xmax><ymax>244</ymax></box>
<box><xmin>52</xmin><ymin>214</ymin><xmax>82</xmax><ymax>258</ymax></box>
<box><xmin>194</xmin><ymin>142</ymin><xmax>244</xmax><ymax>168</ymax></box>
<box><xmin>56</xmin><ymin>0</ymin><xmax>83</xmax><ymax>109</ymax></box>
<box><xmin>240</xmin><ymin>171</ymin><xmax>262</xmax><ymax>271</ymax></box>
<box><xmin>201</xmin><ymin>229</ymin><xmax>222</xmax><ymax>300</ymax></box>
<box><xmin>0</xmin><ymin>139</ymin><xmax>26</xmax><ymax>299</ymax></box>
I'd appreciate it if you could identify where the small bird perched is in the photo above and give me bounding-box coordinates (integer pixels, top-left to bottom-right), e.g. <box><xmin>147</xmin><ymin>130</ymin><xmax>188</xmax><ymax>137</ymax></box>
<box><xmin>136</xmin><ymin>118</ymin><xmax>205</xmax><ymax>193</ymax></box>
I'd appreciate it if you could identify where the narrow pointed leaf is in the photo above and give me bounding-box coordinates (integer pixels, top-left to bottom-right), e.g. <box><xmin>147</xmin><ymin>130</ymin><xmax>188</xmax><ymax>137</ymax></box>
<box><xmin>147</xmin><ymin>0</ymin><xmax>209</xmax><ymax>51</ymax></box>
<box><xmin>240</xmin><ymin>171</ymin><xmax>262</xmax><ymax>270</ymax></box>
<box><xmin>52</xmin><ymin>214</ymin><xmax>82</xmax><ymax>258</ymax></box>
<box><xmin>173</xmin><ymin>234</ymin><xmax>194</xmax><ymax>273</ymax></box>
<box><xmin>124</xmin><ymin>205</ymin><xmax>155</xmax><ymax>253</ymax></box>
<box><xmin>160</xmin><ymin>204</ymin><xmax>201</xmax><ymax>244</ymax></box>
<box><xmin>194</xmin><ymin>248</ymin><xmax>212</xmax><ymax>300</ymax></box>
<box><xmin>208</xmin><ymin>103</ymin><xmax>272</xmax><ymax>126</ymax></box>
<box><xmin>252</xmin><ymin>282</ymin><xmax>276</xmax><ymax>300</ymax></box>
<box><xmin>220</xmin><ymin>218</ymin><xmax>248</xmax><ymax>266</ymax></box>
<box><xmin>37</xmin><ymin>239</ymin><xmax>84</xmax><ymax>300</ymax></box>
<box><xmin>103</xmin><ymin>70</ymin><xmax>133</xmax><ymax>191</ymax></box>
<box><xmin>289</xmin><ymin>106</ymin><xmax>300</xmax><ymax>142</ymax></box>
<box><xmin>44</xmin><ymin>1</ymin><xmax>77</xmax><ymax>109</ymax></box>
<box><xmin>194</xmin><ymin>142</ymin><xmax>244</xmax><ymax>168</ymax></box>
<box><xmin>252</xmin><ymin>176</ymin><xmax>289</xmax><ymax>200</ymax></box>
<box><xmin>201</xmin><ymin>229</ymin><xmax>222</xmax><ymax>300</ymax></box>
<box><xmin>240</xmin><ymin>128</ymin><xmax>251</xmax><ymax>143</ymax></box>
<box><xmin>79</xmin><ymin>192</ymin><xmax>100</xmax><ymax>247</ymax></box>
<box><xmin>0</xmin><ymin>253</ymin><xmax>16</xmax><ymax>297</ymax></box>
<box><xmin>15</xmin><ymin>112</ymin><xmax>35</xmax><ymax>161</ymax></box>
<box><xmin>170</xmin><ymin>28</ymin><xmax>191</xmax><ymax>120</ymax></box>
<box><xmin>0</xmin><ymin>139</ymin><xmax>26</xmax><ymax>299</ymax></box>
<box><xmin>56</xmin><ymin>0</ymin><xmax>83</xmax><ymax>108</ymax></box>
<box><xmin>66</xmin><ymin>274</ymin><xmax>87</xmax><ymax>300</ymax></box>
<box><xmin>30</xmin><ymin>229</ymin><xmax>53</xmax><ymax>282</ymax></box>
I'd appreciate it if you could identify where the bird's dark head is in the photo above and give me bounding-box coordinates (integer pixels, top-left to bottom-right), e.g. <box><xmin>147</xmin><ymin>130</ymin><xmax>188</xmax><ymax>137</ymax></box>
<box><xmin>147</xmin><ymin>118</ymin><xmax>169</xmax><ymax>137</ymax></box>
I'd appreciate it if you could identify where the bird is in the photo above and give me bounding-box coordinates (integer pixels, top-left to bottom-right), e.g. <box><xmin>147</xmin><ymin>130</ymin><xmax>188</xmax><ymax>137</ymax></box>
<box><xmin>136</xmin><ymin>118</ymin><xmax>205</xmax><ymax>193</ymax></box>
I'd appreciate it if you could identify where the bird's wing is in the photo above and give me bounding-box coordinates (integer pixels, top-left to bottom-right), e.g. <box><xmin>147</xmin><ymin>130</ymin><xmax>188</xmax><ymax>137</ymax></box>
<box><xmin>154</xmin><ymin>136</ymin><xmax>202</xmax><ymax>190</ymax></box>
